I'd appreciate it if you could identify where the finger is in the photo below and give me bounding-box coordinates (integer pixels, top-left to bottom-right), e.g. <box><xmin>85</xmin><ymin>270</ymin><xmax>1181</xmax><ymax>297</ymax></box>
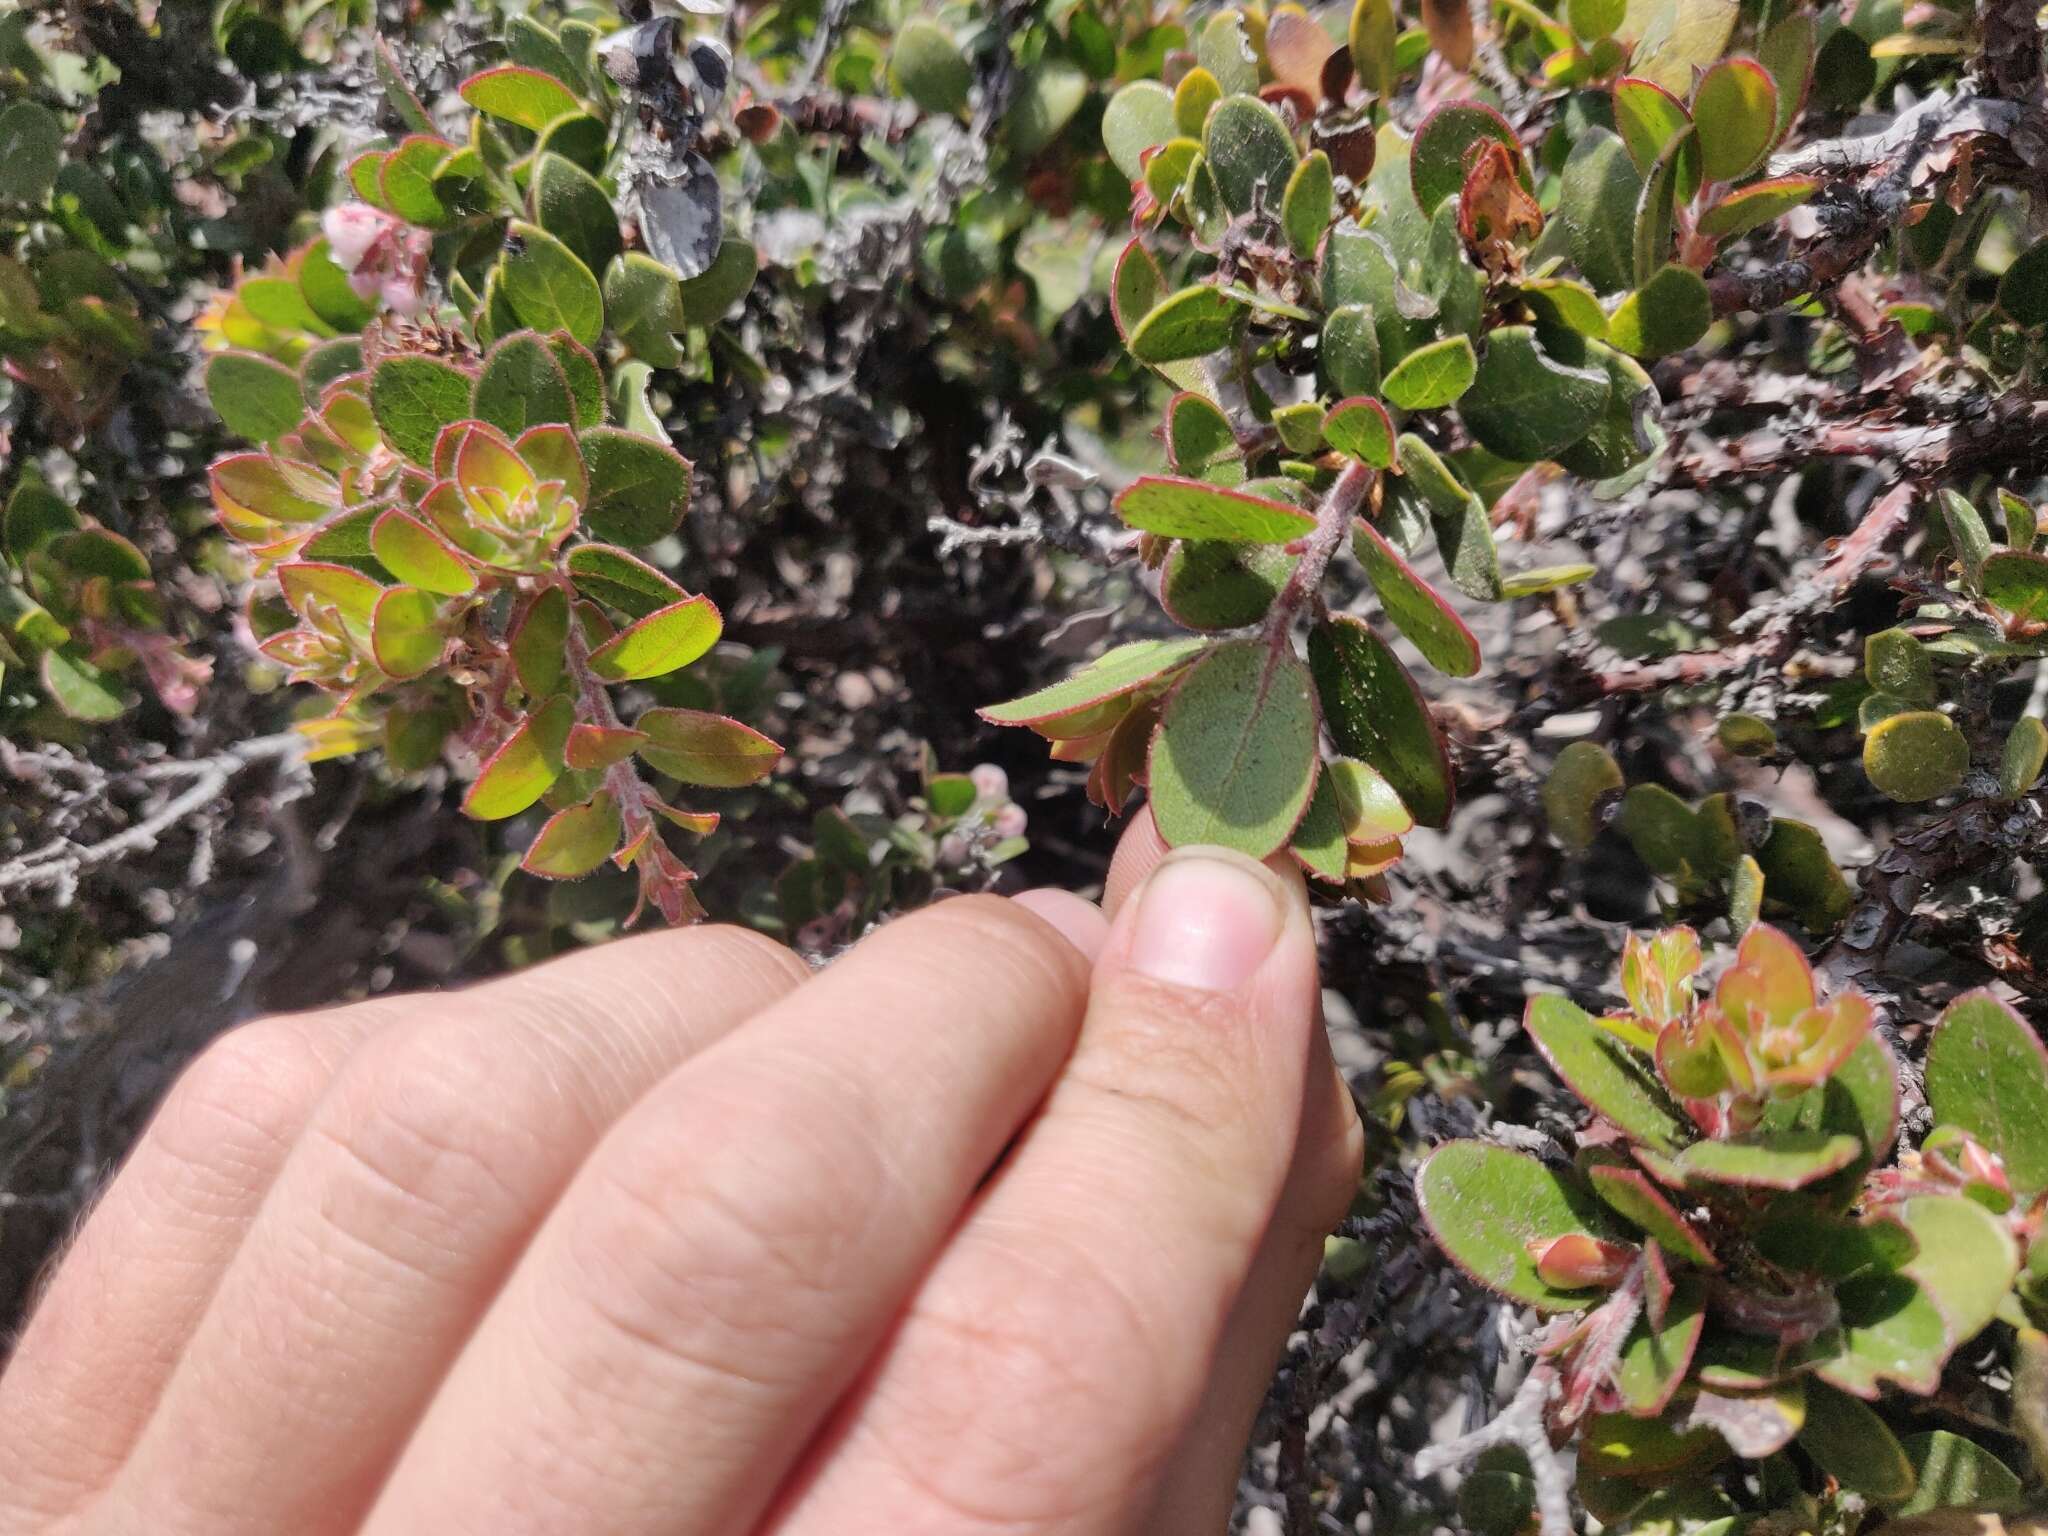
<box><xmin>1103</xmin><ymin>804</ymin><xmax>1172</xmax><ymax>918</ymax></box>
<box><xmin>0</xmin><ymin>1004</ymin><xmax>392</xmax><ymax>1531</ymax></box>
<box><xmin>769</xmin><ymin>844</ymin><xmax>1331</xmax><ymax>1536</ymax></box>
<box><xmin>1010</xmin><ymin>887</ymin><xmax>1110</xmax><ymax>962</ymax></box>
<box><xmin>361</xmin><ymin>894</ymin><xmax>1093</xmax><ymax>1536</ymax></box>
<box><xmin>1142</xmin><ymin>1020</ymin><xmax>1363</xmax><ymax>1532</ymax></box>
<box><xmin>96</xmin><ymin>925</ymin><xmax>810</xmax><ymax>1536</ymax></box>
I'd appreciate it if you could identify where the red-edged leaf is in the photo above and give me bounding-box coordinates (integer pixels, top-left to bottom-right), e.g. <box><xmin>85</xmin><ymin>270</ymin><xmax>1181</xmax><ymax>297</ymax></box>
<box><xmin>585</xmin><ymin>596</ymin><xmax>723</xmax><ymax>681</ymax></box>
<box><xmin>522</xmin><ymin>791</ymin><xmax>623</xmax><ymax>878</ymax></box>
<box><xmin>1353</xmin><ymin>518</ymin><xmax>1481</xmax><ymax>677</ymax></box>
<box><xmin>564</xmin><ymin>722</ymin><xmax>649</xmax><ymax>771</ymax></box>
<box><xmin>634</xmin><ymin>707</ymin><xmax>783</xmax><ymax>787</ymax></box>
<box><xmin>462</xmin><ymin>695</ymin><xmax>573</xmax><ymax>819</ymax></box>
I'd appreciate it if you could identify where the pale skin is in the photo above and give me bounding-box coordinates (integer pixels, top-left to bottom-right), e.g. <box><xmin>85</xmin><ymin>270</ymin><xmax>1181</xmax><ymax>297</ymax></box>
<box><xmin>0</xmin><ymin>811</ymin><xmax>1364</xmax><ymax>1536</ymax></box>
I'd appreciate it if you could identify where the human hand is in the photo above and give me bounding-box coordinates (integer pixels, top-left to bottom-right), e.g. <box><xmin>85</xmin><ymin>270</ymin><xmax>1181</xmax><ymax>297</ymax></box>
<box><xmin>0</xmin><ymin>813</ymin><xmax>1362</xmax><ymax>1536</ymax></box>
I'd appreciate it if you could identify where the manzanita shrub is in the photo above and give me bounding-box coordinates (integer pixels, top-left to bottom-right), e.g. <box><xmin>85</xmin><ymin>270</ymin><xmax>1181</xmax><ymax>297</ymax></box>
<box><xmin>1419</xmin><ymin>926</ymin><xmax>2048</xmax><ymax>1530</ymax></box>
<box><xmin>977</xmin><ymin>0</ymin><xmax>1837</xmax><ymax>889</ymax></box>
<box><xmin>11</xmin><ymin>0</ymin><xmax>2048</xmax><ymax>1529</ymax></box>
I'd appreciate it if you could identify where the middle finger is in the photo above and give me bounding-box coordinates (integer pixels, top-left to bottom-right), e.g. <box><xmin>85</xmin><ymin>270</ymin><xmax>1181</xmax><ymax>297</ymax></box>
<box><xmin>361</xmin><ymin>894</ymin><xmax>1092</xmax><ymax>1536</ymax></box>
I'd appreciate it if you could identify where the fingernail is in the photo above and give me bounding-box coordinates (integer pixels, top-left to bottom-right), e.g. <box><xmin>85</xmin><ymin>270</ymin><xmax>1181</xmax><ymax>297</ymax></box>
<box><xmin>1127</xmin><ymin>847</ymin><xmax>1287</xmax><ymax>993</ymax></box>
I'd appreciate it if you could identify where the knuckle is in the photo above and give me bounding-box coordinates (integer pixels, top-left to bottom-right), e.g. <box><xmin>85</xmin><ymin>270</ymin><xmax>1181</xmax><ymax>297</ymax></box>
<box><xmin>559</xmin><ymin>1088</ymin><xmax>887</xmax><ymax>1375</ymax></box>
<box><xmin>877</xmin><ymin>1234</ymin><xmax>1181</xmax><ymax>1518</ymax></box>
<box><xmin>1063</xmin><ymin>981</ymin><xmax>1272</xmax><ymax>1165</ymax></box>
<box><xmin>298</xmin><ymin>1020</ymin><xmax>537</xmax><ymax>1262</ymax></box>
<box><xmin>149</xmin><ymin>1018</ymin><xmax>334</xmax><ymax>1172</ymax></box>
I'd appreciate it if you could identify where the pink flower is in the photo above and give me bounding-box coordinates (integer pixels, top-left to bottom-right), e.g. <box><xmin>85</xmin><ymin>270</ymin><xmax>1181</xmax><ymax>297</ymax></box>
<box><xmin>992</xmin><ymin>803</ymin><xmax>1028</xmax><ymax>839</ymax></box>
<box><xmin>321</xmin><ymin>202</ymin><xmax>432</xmax><ymax>316</ymax></box>
<box><xmin>321</xmin><ymin>203</ymin><xmax>392</xmax><ymax>272</ymax></box>
<box><xmin>969</xmin><ymin>762</ymin><xmax>1009</xmax><ymax>801</ymax></box>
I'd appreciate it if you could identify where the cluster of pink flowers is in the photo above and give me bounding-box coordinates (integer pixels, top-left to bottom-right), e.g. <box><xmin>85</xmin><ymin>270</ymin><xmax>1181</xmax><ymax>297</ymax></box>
<box><xmin>320</xmin><ymin>204</ymin><xmax>433</xmax><ymax>318</ymax></box>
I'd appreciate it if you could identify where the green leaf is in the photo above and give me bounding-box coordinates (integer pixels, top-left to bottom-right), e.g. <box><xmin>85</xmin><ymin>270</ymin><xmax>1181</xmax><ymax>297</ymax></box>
<box><xmin>471</xmin><ymin>330</ymin><xmax>575</xmax><ymax>437</ymax></box>
<box><xmin>1586</xmin><ymin>1163</ymin><xmax>1716</xmax><ymax>1265</ymax></box>
<box><xmin>1196</xmin><ymin>9</ymin><xmax>1259</xmax><ymax>95</ymax></box>
<box><xmin>1693</xmin><ymin>58</ymin><xmax>1778</xmax><ymax>183</ymax></box>
<box><xmin>676</xmin><ymin>238</ymin><xmax>758</xmax><ymax>325</ymax></box>
<box><xmin>580</xmin><ymin>426</ymin><xmax>693</xmax><ymax>545</ymax></box>
<box><xmin>1503</xmin><ymin>563</ymin><xmax>1598</xmax><ymax>598</ymax></box>
<box><xmin>1999</xmin><ymin>238</ymin><xmax>2048</xmax><ymax>327</ymax></box>
<box><xmin>1899</xmin><ymin>1192</ymin><xmax>2019</xmax><ymax>1348</ymax></box>
<box><xmin>1381</xmin><ymin>334</ymin><xmax>1476</xmax><ymax>410</ymax></box>
<box><xmin>1147</xmin><ymin>638</ymin><xmax>1321</xmax><ymax>858</ymax></box>
<box><xmin>1308</xmin><ymin>615</ymin><xmax>1454</xmax><ymax>827</ymax></box>
<box><xmin>299</xmin><ymin>238</ymin><xmax>378</xmax><ymax>332</ymax></box>
<box><xmin>1758</xmin><ymin>1033</ymin><xmax>1901</xmax><ymax>1175</ymax></box>
<box><xmin>1349</xmin><ymin>0</ymin><xmax>1399</xmax><ymax>97</ymax></box>
<box><xmin>510</xmin><ymin>587</ymin><xmax>568</xmax><ymax>697</ymax></box>
<box><xmin>1416</xmin><ymin>1140</ymin><xmax>1625</xmax><ymax>1310</ymax></box>
<box><xmin>462</xmin><ymin>695</ymin><xmax>574</xmax><ymax>820</ymax></box>
<box><xmin>1127</xmin><ymin>284</ymin><xmax>1247</xmax><ymax>364</ymax></box>
<box><xmin>586</xmin><ymin>596</ymin><xmax>722</xmax><ymax>682</ymax></box>
<box><xmin>1627</xmin><ymin>0</ymin><xmax>1738</xmax><ymax>96</ymax></box>
<box><xmin>1612</xmin><ymin>77</ymin><xmax>1694</xmax><ymax>185</ymax></box>
<box><xmin>981</xmin><ymin>638</ymin><xmax>1211</xmax><ymax>726</ymax></box>
<box><xmin>1002</xmin><ymin>63</ymin><xmax>1086</xmax><ymax>160</ymax></box>
<box><xmin>531</xmin><ymin>153</ymin><xmax>622</xmax><ymax>276</ymax></box>
<box><xmin>1891</xmin><ymin>1432</ymin><xmax>2023</xmax><ymax>1516</ymax></box>
<box><xmin>534</xmin><ymin>112</ymin><xmax>607</xmax><ymax>174</ymax></box>
<box><xmin>1698</xmin><ymin>175</ymin><xmax>1820</xmax><ymax>239</ymax></box>
<box><xmin>1799</xmin><ymin>1382</ymin><xmax>1915</xmax><ymax>1502</ymax></box>
<box><xmin>368</xmin><ymin>355</ymin><xmax>473</xmax><ymax>464</ymax></box>
<box><xmin>1167</xmin><ymin>393</ymin><xmax>1236</xmax><ymax>471</ymax></box>
<box><xmin>1559</xmin><ymin>128</ymin><xmax>1643</xmax><ymax>295</ymax></box>
<box><xmin>1409</xmin><ymin>99</ymin><xmax>1521</xmax><ymax>215</ymax></box>
<box><xmin>1815</xmin><ymin>1270</ymin><xmax>1950</xmax><ymax>1397</ymax></box>
<box><xmin>1864</xmin><ymin>711</ymin><xmax>1969</xmax><ymax>802</ymax></box>
<box><xmin>1615</xmin><ymin>1281</ymin><xmax>1706</xmax><ymax>1415</ymax></box>
<box><xmin>206</xmin><ymin>351</ymin><xmax>305</xmax><ymax>442</ymax></box>
<box><xmin>1865</xmin><ymin>628</ymin><xmax>1936</xmax><ymax>703</ymax></box>
<box><xmin>1926</xmin><ymin>991</ymin><xmax>2048</xmax><ymax>1196</ymax></box>
<box><xmin>522</xmin><ymin>792</ymin><xmax>623</xmax><ymax>879</ymax></box>
<box><xmin>499</xmin><ymin>222</ymin><xmax>602</xmax><ymax>347</ymax></box>
<box><xmin>1282</xmin><ymin>151</ymin><xmax>1334</xmax><ymax>260</ymax></box>
<box><xmin>378</xmin><ymin>135</ymin><xmax>458</xmax><ymax>228</ymax></box>
<box><xmin>40</xmin><ymin>648</ymin><xmax>126</xmax><ymax>720</ymax></box>
<box><xmin>1984</xmin><ymin>549</ymin><xmax>2048</xmax><ymax>623</ymax></box>
<box><xmin>1526</xmin><ymin>994</ymin><xmax>1690</xmax><ymax>1150</ymax></box>
<box><xmin>1114</xmin><ymin>476</ymin><xmax>1317</xmax><ymax>543</ymax></box>
<box><xmin>2000</xmin><ymin>716</ymin><xmax>2048</xmax><ymax>797</ymax></box>
<box><xmin>1103</xmin><ymin>80</ymin><xmax>1176</xmax><ymax>181</ymax></box>
<box><xmin>1758</xmin><ymin>12</ymin><xmax>1816</xmax><ymax>146</ymax></box>
<box><xmin>1162</xmin><ymin>541</ymin><xmax>1296</xmax><ymax>631</ymax></box>
<box><xmin>1354</xmin><ymin>519</ymin><xmax>1479</xmax><ymax>676</ymax></box>
<box><xmin>1580</xmin><ymin>1412</ymin><xmax>1727</xmax><ymax>1480</ymax></box>
<box><xmin>298</xmin><ymin>339</ymin><xmax>363</xmax><ymax>406</ymax></box>
<box><xmin>1754</xmin><ymin>816</ymin><xmax>1853</xmax><ymax>932</ymax></box>
<box><xmin>1676</xmin><ymin>1132</ymin><xmax>1863</xmax><ymax>1190</ymax></box>
<box><xmin>1940</xmin><ymin>488</ymin><xmax>1994</xmax><ymax>590</ymax></box>
<box><xmin>1203</xmin><ymin>95</ymin><xmax>1299</xmax><ymax>216</ymax></box>
<box><xmin>565</xmin><ymin>544</ymin><xmax>686</xmax><ymax>619</ymax></box>
<box><xmin>1543</xmin><ymin>740</ymin><xmax>1623</xmax><ymax>851</ymax></box>
<box><xmin>889</xmin><ymin>17</ymin><xmax>972</xmax><ymax>115</ymax></box>
<box><xmin>547</xmin><ymin>334</ymin><xmax>605</xmax><ymax>427</ymax></box>
<box><xmin>602</xmin><ymin>253</ymin><xmax>685</xmax><ymax>367</ymax></box>
<box><xmin>371</xmin><ymin>586</ymin><xmax>446</xmax><ymax>680</ymax></box>
<box><xmin>1391</xmin><ymin>435</ymin><xmax>1501</xmax><ymax>601</ymax></box>
<box><xmin>459</xmin><ymin>64</ymin><xmax>583</xmax><ymax>131</ymax></box>
<box><xmin>1633</xmin><ymin>126</ymin><xmax>1699</xmax><ymax>288</ymax></box>
<box><xmin>1323</xmin><ymin>397</ymin><xmax>1396</xmax><ymax>468</ymax></box>
<box><xmin>1610</xmin><ymin>263</ymin><xmax>1713</xmax><ymax>359</ymax></box>
<box><xmin>1461</xmin><ymin>327</ymin><xmax>1611</xmax><ymax>460</ymax></box>
<box><xmin>635</xmin><ymin>707</ymin><xmax>782</xmax><ymax>786</ymax></box>
<box><xmin>1174</xmin><ymin>68</ymin><xmax>1223</xmax><ymax>138</ymax></box>
<box><xmin>1321</xmin><ymin>304</ymin><xmax>1383</xmax><ymax>397</ymax></box>
<box><xmin>0</xmin><ymin>101</ymin><xmax>62</xmax><ymax>207</ymax></box>
<box><xmin>4</xmin><ymin>480</ymin><xmax>76</xmax><ymax>562</ymax></box>
<box><xmin>371</xmin><ymin>510</ymin><xmax>477</xmax><ymax>595</ymax></box>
